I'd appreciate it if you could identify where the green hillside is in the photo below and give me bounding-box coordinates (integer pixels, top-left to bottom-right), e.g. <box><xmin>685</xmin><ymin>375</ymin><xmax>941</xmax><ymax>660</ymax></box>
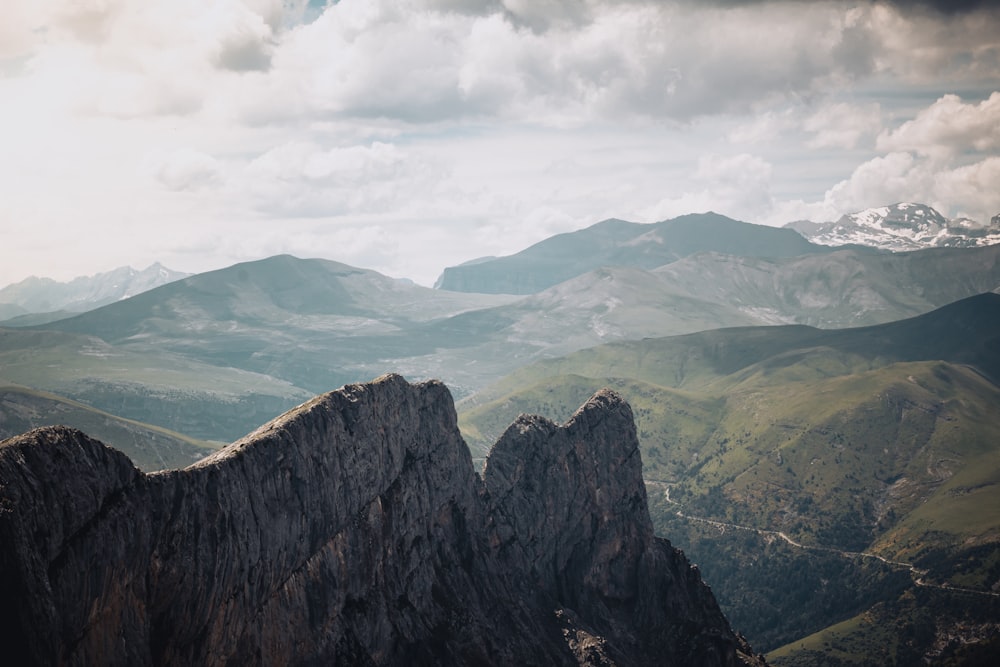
<box><xmin>464</xmin><ymin>361</ymin><xmax>1000</xmax><ymax>551</ymax></box>
<box><xmin>459</xmin><ymin>294</ymin><xmax>1000</xmax><ymax>658</ymax></box>
<box><xmin>7</xmin><ymin>243</ymin><xmax>998</xmax><ymax>446</ymax></box>
<box><xmin>653</xmin><ymin>244</ymin><xmax>1000</xmax><ymax>329</ymax></box>
<box><xmin>436</xmin><ymin>212</ymin><xmax>832</xmax><ymax>294</ymax></box>
<box><xmin>0</xmin><ymin>326</ymin><xmax>312</xmax><ymax>441</ymax></box>
<box><xmin>0</xmin><ymin>385</ymin><xmax>219</xmax><ymax>471</ymax></box>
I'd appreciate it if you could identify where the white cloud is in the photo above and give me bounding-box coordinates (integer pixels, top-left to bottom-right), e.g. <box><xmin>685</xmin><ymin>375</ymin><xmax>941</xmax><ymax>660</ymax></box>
<box><xmin>798</xmin><ymin>88</ymin><xmax>1000</xmax><ymax>224</ymax></box>
<box><xmin>0</xmin><ymin>2</ymin><xmax>50</xmax><ymax>60</ymax></box>
<box><xmin>820</xmin><ymin>150</ymin><xmax>1000</xmax><ymax>224</ymax></box>
<box><xmin>824</xmin><ymin>151</ymin><xmax>928</xmax><ymax>211</ymax></box>
<box><xmin>643</xmin><ymin>153</ymin><xmax>774</xmax><ymax>222</ymax></box>
<box><xmin>804</xmin><ymin>102</ymin><xmax>882</xmax><ymax>150</ymax></box>
<box><xmin>213</xmin><ymin>7</ymin><xmax>276</xmax><ymax>72</ymax></box>
<box><xmin>763</xmin><ymin>198</ymin><xmax>841</xmax><ymax>227</ymax></box>
<box><xmin>1</xmin><ymin>0</ymin><xmax>999</xmax><ymax>288</ymax></box>
<box><xmin>728</xmin><ymin>109</ymin><xmax>798</xmax><ymax>145</ymax></box>
<box><xmin>239</xmin><ymin>0</ymin><xmax>960</xmax><ymax>126</ymax></box>
<box><xmin>932</xmin><ymin>157</ymin><xmax>1000</xmax><ymax>222</ymax></box>
<box><xmin>866</xmin><ymin>3</ymin><xmax>1000</xmax><ymax>83</ymax></box>
<box><xmin>8</xmin><ymin>1</ymin><xmax>997</xmax><ymax>127</ymax></box>
<box><xmin>240</xmin><ymin>140</ymin><xmax>445</xmax><ymax>217</ymax></box>
<box><xmin>152</xmin><ymin>148</ymin><xmax>224</xmax><ymax>191</ymax></box>
<box><xmin>876</xmin><ymin>92</ymin><xmax>1000</xmax><ymax>158</ymax></box>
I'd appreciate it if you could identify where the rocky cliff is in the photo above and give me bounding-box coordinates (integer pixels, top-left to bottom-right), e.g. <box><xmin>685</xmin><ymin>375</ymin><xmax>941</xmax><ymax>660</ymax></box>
<box><xmin>0</xmin><ymin>374</ymin><xmax>761</xmax><ymax>666</ymax></box>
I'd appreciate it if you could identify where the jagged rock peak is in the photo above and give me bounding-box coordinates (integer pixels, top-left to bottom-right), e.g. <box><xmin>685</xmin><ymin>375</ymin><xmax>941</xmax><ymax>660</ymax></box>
<box><xmin>484</xmin><ymin>388</ymin><xmax>758</xmax><ymax>665</ymax></box>
<box><xmin>0</xmin><ymin>375</ymin><xmax>762</xmax><ymax>666</ymax></box>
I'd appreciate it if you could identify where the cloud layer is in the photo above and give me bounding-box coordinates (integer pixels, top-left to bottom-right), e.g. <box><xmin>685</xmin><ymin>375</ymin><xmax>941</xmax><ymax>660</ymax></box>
<box><xmin>1</xmin><ymin>0</ymin><xmax>999</xmax><ymax>285</ymax></box>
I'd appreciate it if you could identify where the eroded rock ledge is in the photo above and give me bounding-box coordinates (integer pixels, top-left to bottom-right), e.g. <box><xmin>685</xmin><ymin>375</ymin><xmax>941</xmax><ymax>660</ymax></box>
<box><xmin>0</xmin><ymin>374</ymin><xmax>761</xmax><ymax>666</ymax></box>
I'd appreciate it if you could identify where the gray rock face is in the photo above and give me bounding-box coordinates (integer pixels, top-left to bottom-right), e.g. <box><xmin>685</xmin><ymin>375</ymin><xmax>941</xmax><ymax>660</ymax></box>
<box><xmin>0</xmin><ymin>374</ymin><xmax>760</xmax><ymax>666</ymax></box>
<box><xmin>483</xmin><ymin>389</ymin><xmax>753</xmax><ymax>665</ymax></box>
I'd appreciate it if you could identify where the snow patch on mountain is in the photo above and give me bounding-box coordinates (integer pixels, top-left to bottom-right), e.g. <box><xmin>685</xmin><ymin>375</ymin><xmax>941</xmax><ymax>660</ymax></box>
<box><xmin>785</xmin><ymin>203</ymin><xmax>1000</xmax><ymax>251</ymax></box>
<box><xmin>0</xmin><ymin>263</ymin><xmax>191</xmax><ymax>316</ymax></box>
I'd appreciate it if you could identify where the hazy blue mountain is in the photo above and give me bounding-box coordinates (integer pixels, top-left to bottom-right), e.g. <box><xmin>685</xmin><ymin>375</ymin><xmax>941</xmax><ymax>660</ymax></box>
<box><xmin>0</xmin><ymin>385</ymin><xmax>217</xmax><ymax>471</ymax></box>
<box><xmin>416</xmin><ymin>242</ymin><xmax>1000</xmax><ymax>384</ymax></box>
<box><xmin>40</xmin><ymin>254</ymin><xmax>520</xmax><ymax>391</ymax></box>
<box><xmin>786</xmin><ymin>202</ymin><xmax>1000</xmax><ymax>251</ymax></box>
<box><xmin>0</xmin><ymin>304</ymin><xmax>28</xmax><ymax>321</ymax></box>
<box><xmin>435</xmin><ymin>212</ymin><xmax>832</xmax><ymax>294</ymax></box>
<box><xmin>462</xmin><ymin>292</ymin><xmax>1000</xmax><ymax>422</ymax></box>
<box><xmin>650</xmin><ymin>243</ymin><xmax>1000</xmax><ymax>328</ymax></box>
<box><xmin>7</xmin><ymin>240</ymin><xmax>1000</xmax><ymax>443</ymax></box>
<box><xmin>1</xmin><ymin>256</ymin><xmax>520</xmax><ymax>438</ymax></box>
<box><xmin>0</xmin><ymin>263</ymin><xmax>190</xmax><ymax>321</ymax></box>
<box><xmin>0</xmin><ymin>325</ymin><xmax>314</xmax><ymax>442</ymax></box>
<box><xmin>0</xmin><ymin>310</ymin><xmax>83</xmax><ymax>327</ymax></box>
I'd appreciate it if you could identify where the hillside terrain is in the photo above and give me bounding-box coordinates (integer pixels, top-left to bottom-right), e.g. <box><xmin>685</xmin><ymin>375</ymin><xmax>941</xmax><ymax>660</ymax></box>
<box><xmin>2</xmin><ymin>209</ymin><xmax>999</xmax><ymax>663</ymax></box>
<box><xmin>0</xmin><ymin>375</ymin><xmax>762</xmax><ymax>666</ymax></box>
<box><xmin>3</xmin><ymin>225</ymin><xmax>999</xmax><ymax>445</ymax></box>
<box><xmin>458</xmin><ymin>294</ymin><xmax>1000</xmax><ymax>659</ymax></box>
<box><xmin>0</xmin><ymin>385</ymin><xmax>216</xmax><ymax>471</ymax></box>
<box><xmin>436</xmin><ymin>212</ymin><xmax>831</xmax><ymax>294</ymax></box>
<box><xmin>0</xmin><ymin>325</ymin><xmax>313</xmax><ymax>442</ymax></box>
<box><xmin>651</xmin><ymin>243</ymin><xmax>1000</xmax><ymax>328</ymax></box>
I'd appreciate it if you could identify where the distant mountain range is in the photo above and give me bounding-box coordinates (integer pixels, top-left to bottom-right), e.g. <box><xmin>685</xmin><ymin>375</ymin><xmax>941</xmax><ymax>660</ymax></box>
<box><xmin>436</xmin><ymin>205</ymin><xmax>1000</xmax><ymax>296</ymax></box>
<box><xmin>435</xmin><ymin>212</ymin><xmax>831</xmax><ymax>294</ymax></box>
<box><xmin>2</xmin><ymin>213</ymin><xmax>999</xmax><ymax>443</ymax></box>
<box><xmin>4</xmin><ymin>205</ymin><xmax>997</xmax><ymax>320</ymax></box>
<box><xmin>0</xmin><ymin>263</ymin><xmax>189</xmax><ymax>323</ymax></box>
<box><xmin>3</xmin><ymin>205</ymin><xmax>1000</xmax><ymax>664</ymax></box>
<box><xmin>785</xmin><ymin>202</ymin><xmax>1000</xmax><ymax>251</ymax></box>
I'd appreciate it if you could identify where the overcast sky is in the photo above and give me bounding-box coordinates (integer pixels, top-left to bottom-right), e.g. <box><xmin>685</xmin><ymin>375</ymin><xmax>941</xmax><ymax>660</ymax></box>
<box><xmin>2</xmin><ymin>0</ymin><xmax>999</xmax><ymax>287</ymax></box>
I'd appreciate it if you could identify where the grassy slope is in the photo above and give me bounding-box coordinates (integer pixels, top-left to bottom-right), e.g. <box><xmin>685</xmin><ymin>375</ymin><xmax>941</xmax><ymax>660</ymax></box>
<box><xmin>464</xmin><ymin>361</ymin><xmax>1000</xmax><ymax>553</ymax></box>
<box><xmin>0</xmin><ymin>385</ymin><xmax>219</xmax><ymax>471</ymax></box>
<box><xmin>437</xmin><ymin>213</ymin><xmax>829</xmax><ymax>294</ymax></box>
<box><xmin>767</xmin><ymin>586</ymin><xmax>1000</xmax><ymax>666</ymax></box>
<box><xmin>459</xmin><ymin>296</ymin><xmax>1000</xmax><ymax>659</ymax></box>
<box><xmin>0</xmin><ymin>327</ymin><xmax>313</xmax><ymax>441</ymax></box>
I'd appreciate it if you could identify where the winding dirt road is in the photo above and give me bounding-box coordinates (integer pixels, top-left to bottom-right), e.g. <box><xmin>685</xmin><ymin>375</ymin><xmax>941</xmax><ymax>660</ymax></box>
<box><xmin>648</xmin><ymin>481</ymin><xmax>999</xmax><ymax>599</ymax></box>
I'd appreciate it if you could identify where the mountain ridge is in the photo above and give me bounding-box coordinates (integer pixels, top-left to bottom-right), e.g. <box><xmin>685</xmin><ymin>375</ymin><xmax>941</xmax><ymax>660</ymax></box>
<box><xmin>6</xmin><ymin>248</ymin><xmax>999</xmax><ymax>445</ymax></box>
<box><xmin>0</xmin><ymin>374</ymin><xmax>761</xmax><ymax>666</ymax></box>
<box><xmin>462</xmin><ymin>292</ymin><xmax>1000</xmax><ymax>412</ymax></box>
<box><xmin>785</xmin><ymin>202</ymin><xmax>1000</xmax><ymax>251</ymax></box>
<box><xmin>0</xmin><ymin>262</ymin><xmax>189</xmax><ymax>322</ymax></box>
<box><xmin>436</xmin><ymin>212</ymin><xmax>831</xmax><ymax>294</ymax></box>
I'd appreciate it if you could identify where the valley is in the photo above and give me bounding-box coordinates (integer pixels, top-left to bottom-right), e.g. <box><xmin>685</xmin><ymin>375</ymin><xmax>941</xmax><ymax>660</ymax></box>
<box><xmin>1</xmin><ymin>206</ymin><xmax>999</xmax><ymax>663</ymax></box>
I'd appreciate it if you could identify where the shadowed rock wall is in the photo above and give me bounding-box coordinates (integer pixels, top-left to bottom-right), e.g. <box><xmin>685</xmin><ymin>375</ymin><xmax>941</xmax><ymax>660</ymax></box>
<box><xmin>0</xmin><ymin>374</ymin><xmax>760</xmax><ymax>666</ymax></box>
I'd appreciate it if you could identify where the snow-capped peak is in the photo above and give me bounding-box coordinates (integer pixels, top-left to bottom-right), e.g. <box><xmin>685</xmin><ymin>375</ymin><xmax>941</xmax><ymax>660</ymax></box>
<box><xmin>784</xmin><ymin>203</ymin><xmax>1000</xmax><ymax>251</ymax></box>
<box><xmin>0</xmin><ymin>263</ymin><xmax>191</xmax><ymax>315</ymax></box>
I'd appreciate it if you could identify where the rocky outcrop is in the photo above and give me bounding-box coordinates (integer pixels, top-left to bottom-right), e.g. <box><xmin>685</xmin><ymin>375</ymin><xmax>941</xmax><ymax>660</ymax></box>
<box><xmin>0</xmin><ymin>374</ymin><xmax>761</xmax><ymax>666</ymax></box>
<box><xmin>484</xmin><ymin>389</ymin><xmax>751</xmax><ymax>665</ymax></box>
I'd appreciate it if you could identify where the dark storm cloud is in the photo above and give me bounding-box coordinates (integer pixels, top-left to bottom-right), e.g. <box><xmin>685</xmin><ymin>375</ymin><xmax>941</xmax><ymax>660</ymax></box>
<box><xmin>882</xmin><ymin>0</ymin><xmax>997</xmax><ymax>15</ymax></box>
<box><xmin>688</xmin><ymin>0</ymin><xmax>996</xmax><ymax>14</ymax></box>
